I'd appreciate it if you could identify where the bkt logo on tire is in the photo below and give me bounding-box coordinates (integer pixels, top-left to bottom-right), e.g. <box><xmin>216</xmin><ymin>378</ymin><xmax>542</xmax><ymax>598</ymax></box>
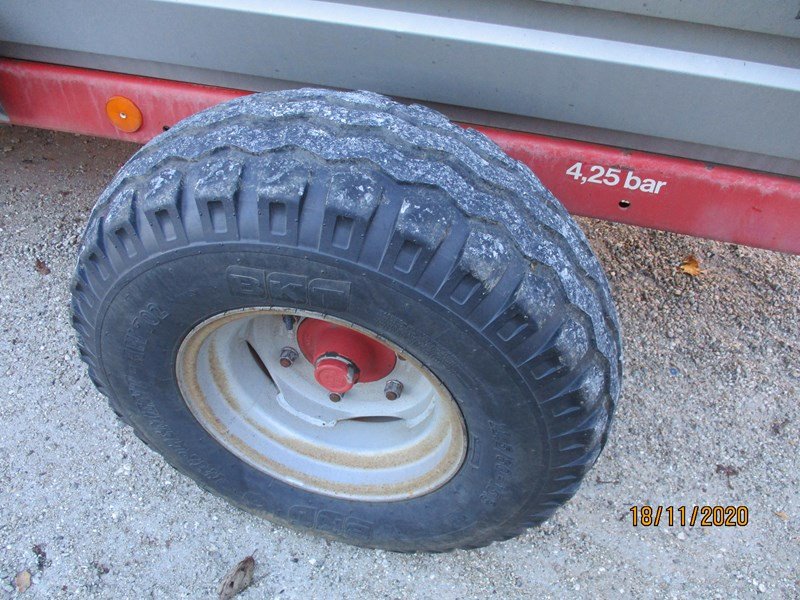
<box><xmin>226</xmin><ymin>266</ymin><xmax>351</xmax><ymax>311</ymax></box>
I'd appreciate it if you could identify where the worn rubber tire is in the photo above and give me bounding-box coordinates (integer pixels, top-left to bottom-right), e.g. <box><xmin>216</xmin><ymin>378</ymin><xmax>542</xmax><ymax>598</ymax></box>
<box><xmin>71</xmin><ymin>89</ymin><xmax>622</xmax><ymax>551</ymax></box>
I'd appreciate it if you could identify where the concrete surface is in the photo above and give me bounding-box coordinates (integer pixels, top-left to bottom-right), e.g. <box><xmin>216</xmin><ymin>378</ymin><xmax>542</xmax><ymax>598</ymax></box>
<box><xmin>0</xmin><ymin>126</ymin><xmax>798</xmax><ymax>599</ymax></box>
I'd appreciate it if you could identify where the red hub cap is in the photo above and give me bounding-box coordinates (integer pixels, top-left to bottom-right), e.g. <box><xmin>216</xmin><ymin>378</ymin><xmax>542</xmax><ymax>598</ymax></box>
<box><xmin>296</xmin><ymin>319</ymin><xmax>397</xmax><ymax>394</ymax></box>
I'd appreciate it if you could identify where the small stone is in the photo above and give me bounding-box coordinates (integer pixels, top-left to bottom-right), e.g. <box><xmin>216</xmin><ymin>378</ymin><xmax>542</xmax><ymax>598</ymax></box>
<box><xmin>758</xmin><ymin>583</ymin><xmax>766</xmax><ymax>593</ymax></box>
<box><xmin>676</xmin><ymin>531</ymin><xmax>687</xmax><ymax>541</ymax></box>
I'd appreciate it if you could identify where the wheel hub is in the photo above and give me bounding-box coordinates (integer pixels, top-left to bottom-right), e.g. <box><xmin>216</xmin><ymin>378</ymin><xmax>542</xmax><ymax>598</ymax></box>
<box><xmin>296</xmin><ymin>318</ymin><xmax>396</xmax><ymax>394</ymax></box>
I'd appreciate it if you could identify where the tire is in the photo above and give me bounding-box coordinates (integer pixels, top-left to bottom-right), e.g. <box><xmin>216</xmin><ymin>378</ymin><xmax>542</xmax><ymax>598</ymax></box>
<box><xmin>71</xmin><ymin>89</ymin><xmax>622</xmax><ymax>551</ymax></box>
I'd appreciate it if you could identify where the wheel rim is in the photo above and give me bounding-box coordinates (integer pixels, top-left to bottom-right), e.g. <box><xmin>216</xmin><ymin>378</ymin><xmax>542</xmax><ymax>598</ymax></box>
<box><xmin>176</xmin><ymin>308</ymin><xmax>467</xmax><ymax>501</ymax></box>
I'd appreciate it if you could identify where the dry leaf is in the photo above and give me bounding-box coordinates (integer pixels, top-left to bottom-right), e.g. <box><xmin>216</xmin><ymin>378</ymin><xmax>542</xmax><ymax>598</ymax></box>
<box><xmin>15</xmin><ymin>570</ymin><xmax>32</xmax><ymax>593</ymax></box>
<box><xmin>775</xmin><ymin>511</ymin><xmax>789</xmax><ymax>521</ymax></box>
<box><xmin>34</xmin><ymin>259</ymin><xmax>51</xmax><ymax>275</ymax></box>
<box><xmin>218</xmin><ymin>555</ymin><xmax>255</xmax><ymax>600</ymax></box>
<box><xmin>679</xmin><ymin>255</ymin><xmax>702</xmax><ymax>276</ymax></box>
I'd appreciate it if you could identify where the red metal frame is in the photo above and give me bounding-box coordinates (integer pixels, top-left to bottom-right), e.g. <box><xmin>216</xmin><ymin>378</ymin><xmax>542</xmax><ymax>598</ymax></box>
<box><xmin>2</xmin><ymin>58</ymin><xmax>798</xmax><ymax>254</ymax></box>
<box><xmin>480</xmin><ymin>127</ymin><xmax>800</xmax><ymax>255</ymax></box>
<box><xmin>0</xmin><ymin>58</ymin><xmax>245</xmax><ymax>142</ymax></box>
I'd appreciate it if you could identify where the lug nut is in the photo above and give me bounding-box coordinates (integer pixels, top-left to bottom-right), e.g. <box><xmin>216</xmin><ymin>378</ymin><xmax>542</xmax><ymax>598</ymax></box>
<box><xmin>329</xmin><ymin>392</ymin><xmax>342</xmax><ymax>403</ymax></box>
<box><xmin>384</xmin><ymin>380</ymin><xmax>403</xmax><ymax>400</ymax></box>
<box><xmin>279</xmin><ymin>346</ymin><xmax>298</xmax><ymax>367</ymax></box>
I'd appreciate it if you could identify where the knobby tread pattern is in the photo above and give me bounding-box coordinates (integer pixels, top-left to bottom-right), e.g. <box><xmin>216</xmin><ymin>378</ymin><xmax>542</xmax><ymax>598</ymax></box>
<box><xmin>72</xmin><ymin>89</ymin><xmax>622</xmax><ymax>550</ymax></box>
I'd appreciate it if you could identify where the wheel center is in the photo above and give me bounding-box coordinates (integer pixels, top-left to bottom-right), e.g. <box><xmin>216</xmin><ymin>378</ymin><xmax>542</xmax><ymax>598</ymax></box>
<box><xmin>296</xmin><ymin>318</ymin><xmax>397</xmax><ymax>394</ymax></box>
<box><xmin>314</xmin><ymin>354</ymin><xmax>360</xmax><ymax>393</ymax></box>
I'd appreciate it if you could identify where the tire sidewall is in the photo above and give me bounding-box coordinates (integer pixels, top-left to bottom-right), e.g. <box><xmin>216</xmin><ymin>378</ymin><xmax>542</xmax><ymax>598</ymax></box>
<box><xmin>98</xmin><ymin>245</ymin><xmax>550</xmax><ymax>550</ymax></box>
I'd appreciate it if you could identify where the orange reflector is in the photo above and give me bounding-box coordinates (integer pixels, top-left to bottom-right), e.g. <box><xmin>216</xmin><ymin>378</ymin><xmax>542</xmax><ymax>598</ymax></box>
<box><xmin>105</xmin><ymin>95</ymin><xmax>142</xmax><ymax>133</ymax></box>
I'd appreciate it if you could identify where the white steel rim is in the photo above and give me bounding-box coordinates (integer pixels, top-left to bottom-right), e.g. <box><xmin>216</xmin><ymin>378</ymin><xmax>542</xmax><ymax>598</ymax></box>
<box><xmin>176</xmin><ymin>308</ymin><xmax>467</xmax><ymax>501</ymax></box>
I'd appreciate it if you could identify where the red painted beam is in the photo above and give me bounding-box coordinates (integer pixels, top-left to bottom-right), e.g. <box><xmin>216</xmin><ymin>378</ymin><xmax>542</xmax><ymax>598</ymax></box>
<box><xmin>1</xmin><ymin>58</ymin><xmax>798</xmax><ymax>254</ymax></box>
<box><xmin>0</xmin><ymin>58</ymin><xmax>246</xmax><ymax>142</ymax></box>
<box><xmin>480</xmin><ymin>127</ymin><xmax>800</xmax><ymax>255</ymax></box>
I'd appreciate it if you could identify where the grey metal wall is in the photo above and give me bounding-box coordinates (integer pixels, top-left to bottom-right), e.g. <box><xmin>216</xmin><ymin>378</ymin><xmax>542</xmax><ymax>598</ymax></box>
<box><xmin>1</xmin><ymin>0</ymin><xmax>799</xmax><ymax>174</ymax></box>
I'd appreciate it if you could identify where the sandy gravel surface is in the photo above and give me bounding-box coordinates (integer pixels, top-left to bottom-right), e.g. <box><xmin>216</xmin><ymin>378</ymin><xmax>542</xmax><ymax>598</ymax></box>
<box><xmin>1</xmin><ymin>126</ymin><xmax>798</xmax><ymax>599</ymax></box>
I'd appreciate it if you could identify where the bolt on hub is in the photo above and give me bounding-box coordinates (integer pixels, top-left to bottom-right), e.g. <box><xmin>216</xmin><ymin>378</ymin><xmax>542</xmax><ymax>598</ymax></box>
<box><xmin>279</xmin><ymin>346</ymin><xmax>298</xmax><ymax>367</ymax></box>
<box><xmin>384</xmin><ymin>380</ymin><xmax>403</xmax><ymax>400</ymax></box>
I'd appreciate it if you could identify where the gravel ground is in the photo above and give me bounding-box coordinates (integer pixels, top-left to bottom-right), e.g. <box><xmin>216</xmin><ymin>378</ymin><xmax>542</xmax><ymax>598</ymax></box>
<box><xmin>1</xmin><ymin>126</ymin><xmax>798</xmax><ymax>599</ymax></box>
